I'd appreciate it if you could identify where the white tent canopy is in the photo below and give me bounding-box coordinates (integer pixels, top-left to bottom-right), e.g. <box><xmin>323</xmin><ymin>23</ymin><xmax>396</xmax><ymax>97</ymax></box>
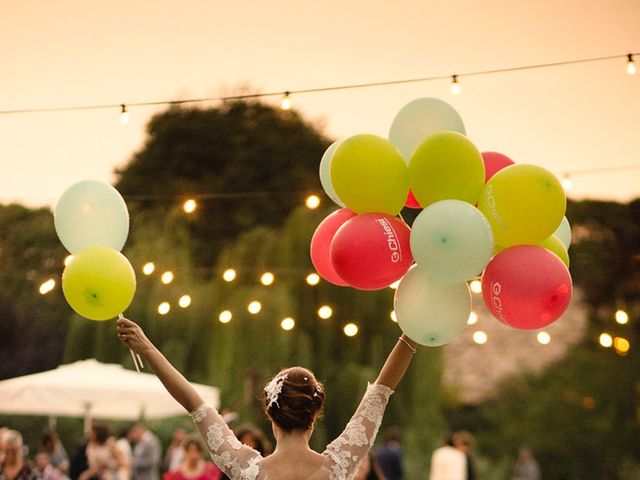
<box><xmin>0</xmin><ymin>359</ymin><xmax>219</xmax><ymax>425</ymax></box>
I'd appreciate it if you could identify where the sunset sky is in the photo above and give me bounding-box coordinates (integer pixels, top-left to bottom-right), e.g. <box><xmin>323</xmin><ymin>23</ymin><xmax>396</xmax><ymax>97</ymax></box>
<box><xmin>1</xmin><ymin>0</ymin><xmax>639</xmax><ymax>208</ymax></box>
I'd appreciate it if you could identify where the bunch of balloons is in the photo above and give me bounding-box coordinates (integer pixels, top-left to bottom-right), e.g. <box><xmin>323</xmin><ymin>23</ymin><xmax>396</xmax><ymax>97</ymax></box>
<box><xmin>55</xmin><ymin>180</ymin><xmax>136</xmax><ymax>321</ymax></box>
<box><xmin>312</xmin><ymin>98</ymin><xmax>573</xmax><ymax>346</ymax></box>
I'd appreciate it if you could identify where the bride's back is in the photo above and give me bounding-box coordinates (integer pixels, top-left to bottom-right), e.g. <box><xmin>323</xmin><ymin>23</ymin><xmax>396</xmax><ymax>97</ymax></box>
<box><xmin>258</xmin><ymin>450</ymin><xmax>329</xmax><ymax>479</ymax></box>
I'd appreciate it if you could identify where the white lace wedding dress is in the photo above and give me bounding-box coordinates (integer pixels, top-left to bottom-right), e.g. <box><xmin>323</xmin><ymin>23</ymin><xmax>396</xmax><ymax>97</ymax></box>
<box><xmin>190</xmin><ymin>382</ymin><xmax>394</xmax><ymax>480</ymax></box>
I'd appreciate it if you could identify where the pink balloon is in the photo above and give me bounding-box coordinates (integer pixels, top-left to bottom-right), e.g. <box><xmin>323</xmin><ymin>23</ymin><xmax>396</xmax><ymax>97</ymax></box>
<box><xmin>310</xmin><ymin>209</ymin><xmax>356</xmax><ymax>286</ymax></box>
<box><xmin>405</xmin><ymin>189</ymin><xmax>421</xmax><ymax>209</ymax></box>
<box><xmin>482</xmin><ymin>151</ymin><xmax>515</xmax><ymax>183</ymax></box>
<box><xmin>481</xmin><ymin>245</ymin><xmax>572</xmax><ymax>329</ymax></box>
<box><xmin>331</xmin><ymin>214</ymin><xmax>413</xmax><ymax>290</ymax></box>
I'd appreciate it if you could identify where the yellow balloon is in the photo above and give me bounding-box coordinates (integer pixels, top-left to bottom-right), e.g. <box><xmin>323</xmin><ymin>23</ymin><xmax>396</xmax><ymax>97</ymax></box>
<box><xmin>538</xmin><ymin>235</ymin><xmax>570</xmax><ymax>268</ymax></box>
<box><xmin>478</xmin><ymin>164</ymin><xmax>566</xmax><ymax>247</ymax></box>
<box><xmin>330</xmin><ymin>134</ymin><xmax>409</xmax><ymax>215</ymax></box>
<box><xmin>62</xmin><ymin>246</ymin><xmax>136</xmax><ymax>321</ymax></box>
<box><xmin>408</xmin><ymin>131</ymin><xmax>485</xmax><ymax>207</ymax></box>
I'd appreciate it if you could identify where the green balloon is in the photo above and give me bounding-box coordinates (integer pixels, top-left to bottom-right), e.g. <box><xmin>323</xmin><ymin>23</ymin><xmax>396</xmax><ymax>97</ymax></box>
<box><xmin>62</xmin><ymin>246</ymin><xmax>136</xmax><ymax>321</ymax></box>
<box><xmin>389</xmin><ymin>97</ymin><xmax>466</xmax><ymax>161</ymax></box>
<box><xmin>394</xmin><ymin>266</ymin><xmax>471</xmax><ymax>346</ymax></box>
<box><xmin>409</xmin><ymin>131</ymin><xmax>485</xmax><ymax>207</ymax></box>
<box><xmin>553</xmin><ymin>216</ymin><xmax>572</xmax><ymax>250</ymax></box>
<box><xmin>538</xmin><ymin>235</ymin><xmax>570</xmax><ymax>268</ymax></box>
<box><xmin>55</xmin><ymin>180</ymin><xmax>129</xmax><ymax>254</ymax></box>
<box><xmin>410</xmin><ymin>200</ymin><xmax>494</xmax><ymax>283</ymax></box>
<box><xmin>330</xmin><ymin>134</ymin><xmax>409</xmax><ymax>216</ymax></box>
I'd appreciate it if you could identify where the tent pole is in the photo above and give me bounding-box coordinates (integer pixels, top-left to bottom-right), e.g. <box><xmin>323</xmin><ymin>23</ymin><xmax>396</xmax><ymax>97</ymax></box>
<box><xmin>83</xmin><ymin>402</ymin><xmax>92</xmax><ymax>435</ymax></box>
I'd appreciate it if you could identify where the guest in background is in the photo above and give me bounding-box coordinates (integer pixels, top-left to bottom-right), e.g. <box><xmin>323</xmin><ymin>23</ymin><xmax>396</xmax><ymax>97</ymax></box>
<box><xmin>374</xmin><ymin>426</ymin><xmax>404</xmax><ymax>480</ymax></box>
<box><xmin>512</xmin><ymin>446</ymin><xmax>541</xmax><ymax>480</ymax></box>
<box><xmin>453</xmin><ymin>431</ymin><xmax>476</xmax><ymax>480</ymax></box>
<box><xmin>80</xmin><ymin>424</ymin><xmax>126</xmax><ymax>480</ymax></box>
<box><xmin>0</xmin><ymin>430</ymin><xmax>39</xmax><ymax>480</ymax></box>
<box><xmin>128</xmin><ymin>424</ymin><xmax>160</xmax><ymax>480</ymax></box>
<box><xmin>40</xmin><ymin>432</ymin><xmax>70</xmax><ymax>474</ymax></box>
<box><xmin>35</xmin><ymin>453</ymin><xmax>69</xmax><ymax>480</ymax></box>
<box><xmin>162</xmin><ymin>429</ymin><xmax>186</xmax><ymax>473</ymax></box>
<box><xmin>115</xmin><ymin>429</ymin><xmax>132</xmax><ymax>480</ymax></box>
<box><xmin>162</xmin><ymin>438</ymin><xmax>220</xmax><ymax>480</ymax></box>
<box><xmin>429</xmin><ymin>433</ymin><xmax>467</xmax><ymax>480</ymax></box>
<box><xmin>354</xmin><ymin>452</ymin><xmax>386</xmax><ymax>480</ymax></box>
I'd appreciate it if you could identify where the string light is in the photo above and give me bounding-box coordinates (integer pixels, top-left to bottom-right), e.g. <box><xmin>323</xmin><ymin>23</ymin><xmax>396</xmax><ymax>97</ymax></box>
<box><xmin>178</xmin><ymin>295</ymin><xmax>192</xmax><ymax>308</ymax></box>
<box><xmin>219</xmin><ymin>310</ymin><xmax>232</xmax><ymax>323</ymax></box>
<box><xmin>3</xmin><ymin>52</ymin><xmax>637</xmax><ymax>118</ymax></box>
<box><xmin>39</xmin><ymin>279</ymin><xmax>56</xmax><ymax>295</ymax></box>
<box><xmin>183</xmin><ymin>199</ymin><xmax>197</xmax><ymax>214</ymax></box>
<box><xmin>120</xmin><ymin>104</ymin><xmax>129</xmax><ymax>124</ymax></box>
<box><xmin>306</xmin><ymin>273</ymin><xmax>320</xmax><ymax>286</ymax></box>
<box><xmin>158</xmin><ymin>302</ymin><xmax>171</xmax><ymax>315</ymax></box>
<box><xmin>450</xmin><ymin>75</ymin><xmax>461</xmax><ymax>95</ymax></box>
<box><xmin>614</xmin><ymin>337</ymin><xmax>630</xmax><ymax>354</ymax></box>
<box><xmin>467</xmin><ymin>311</ymin><xmax>478</xmax><ymax>325</ymax></box>
<box><xmin>64</xmin><ymin>255</ymin><xmax>74</xmax><ymax>267</ymax></box>
<box><xmin>281</xmin><ymin>317</ymin><xmax>295</xmax><ymax>331</ymax></box>
<box><xmin>561</xmin><ymin>173</ymin><xmax>573</xmax><ymax>191</ymax></box>
<box><xmin>248</xmin><ymin>301</ymin><xmax>262</xmax><ymax>314</ymax></box>
<box><xmin>280</xmin><ymin>92</ymin><xmax>292</xmax><ymax>110</ymax></box>
<box><xmin>260</xmin><ymin>272</ymin><xmax>275</xmax><ymax>286</ymax></box>
<box><xmin>473</xmin><ymin>331</ymin><xmax>488</xmax><ymax>344</ymax></box>
<box><xmin>615</xmin><ymin>309</ymin><xmax>629</xmax><ymax>324</ymax></box>
<box><xmin>599</xmin><ymin>333</ymin><xmax>613</xmax><ymax>348</ymax></box>
<box><xmin>537</xmin><ymin>331</ymin><xmax>551</xmax><ymax>345</ymax></box>
<box><xmin>469</xmin><ymin>280</ymin><xmax>482</xmax><ymax>294</ymax></box>
<box><xmin>305</xmin><ymin>195</ymin><xmax>320</xmax><ymax>209</ymax></box>
<box><xmin>627</xmin><ymin>54</ymin><xmax>636</xmax><ymax>75</ymax></box>
<box><xmin>161</xmin><ymin>271</ymin><xmax>174</xmax><ymax>284</ymax></box>
<box><xmin>222</xmin><ymin>269</ymin><xmax>236</xmax><ymax>282</ymax></box>
<box><xmin>390</xmin><ymin>311</ymin><xmax>397</xmax><ymax>323</ymax></box>
<box><xmin>343</xmin><ymin>323</ymin><xmax>359</xmax><ymax>337</ymax></box>
<box><xmin>142</xmin><ymin>262</ymin><xmax>155</xmax><ymax>275</ymax></box>
<box><xmin>318</xmin><ymin>305</ymin><xmax>333</xmax><ymax>319</ymax></box>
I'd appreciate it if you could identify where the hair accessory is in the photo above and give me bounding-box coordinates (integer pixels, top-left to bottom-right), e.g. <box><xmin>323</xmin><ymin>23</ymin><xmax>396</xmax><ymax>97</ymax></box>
<box><xmin>265</xmin><ymin>373</ymin><xmax>288</xmax><ymax>408</ymax></box>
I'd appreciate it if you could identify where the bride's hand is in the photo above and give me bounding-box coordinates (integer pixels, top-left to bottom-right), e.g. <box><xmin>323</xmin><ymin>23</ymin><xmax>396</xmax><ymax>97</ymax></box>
<box><xmin>116</xmin><ymin>317</ymin><xmax>153</xmax><ymax>355</ymax></box>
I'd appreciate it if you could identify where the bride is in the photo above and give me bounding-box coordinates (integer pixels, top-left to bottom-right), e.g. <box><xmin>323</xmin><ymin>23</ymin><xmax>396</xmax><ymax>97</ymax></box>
<box><xmin>117</xmin><ymin>317</ymin><xmax>418</xmax><ymax>480</ymax></box>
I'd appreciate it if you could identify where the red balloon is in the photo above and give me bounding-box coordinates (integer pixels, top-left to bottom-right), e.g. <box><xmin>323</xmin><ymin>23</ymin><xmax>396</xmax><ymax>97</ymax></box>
<box><xmin>310</xmin><ymin>209</ymin><xmax>356</xmax><ymax>286</ymax></box>
<box><xmin>481</xmin><ymin>245</ymin><xmax>572</xmax><ymax>329</ymax></box>
<box><xmin>331</xmin><ymin>214</ymin><xmax>413</xmax><ymax>290</ymax></box>
<box><xmin>404</xmin><ymin>189</ymin><xmax>421</xmax><ymax>209</ymax></box>
<box><xmin>482</xmin><ymin>151</ymin><xmax>515</xmax><ymax>183</ymax></box>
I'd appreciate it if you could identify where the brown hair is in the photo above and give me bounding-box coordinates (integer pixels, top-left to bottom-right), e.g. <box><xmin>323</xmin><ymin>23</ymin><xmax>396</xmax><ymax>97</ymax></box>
<box><xmin>263</xmin><ymin>366</ymin><xmax>324</xmax><ymax>431</ymax></box>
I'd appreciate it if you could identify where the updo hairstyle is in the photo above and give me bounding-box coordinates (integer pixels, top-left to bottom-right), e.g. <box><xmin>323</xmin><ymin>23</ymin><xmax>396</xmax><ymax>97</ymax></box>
<box><xmin>264</xmin><ymin>366</ymin><xmax>324</xmax><ymax>431</ymax></box>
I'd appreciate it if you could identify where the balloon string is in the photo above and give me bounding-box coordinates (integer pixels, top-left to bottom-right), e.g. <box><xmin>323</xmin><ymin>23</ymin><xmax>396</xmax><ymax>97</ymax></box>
<box><xmin>119</xmin><ymin>313</ymin><xmax>143</xmax><ymax>372</ymax></box>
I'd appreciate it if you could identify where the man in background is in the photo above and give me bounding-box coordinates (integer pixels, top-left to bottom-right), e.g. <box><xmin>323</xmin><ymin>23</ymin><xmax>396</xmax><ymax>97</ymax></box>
<box><xmin>128</xmin><ymin>424</ymin><xmax>161</xmax><ymax>480</ymax></box>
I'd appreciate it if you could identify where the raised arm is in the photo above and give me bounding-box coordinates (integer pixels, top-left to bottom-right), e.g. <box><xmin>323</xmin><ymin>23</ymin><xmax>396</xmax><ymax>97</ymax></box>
<box><xmin>116</xmin><ymin>317</ymin><xmax>203</xmax><ymax>412</ymax></box>
<box><xmin>374</xmin><ymin>333</ymin><xmax>418</xmax><ymax>389</ymax></box>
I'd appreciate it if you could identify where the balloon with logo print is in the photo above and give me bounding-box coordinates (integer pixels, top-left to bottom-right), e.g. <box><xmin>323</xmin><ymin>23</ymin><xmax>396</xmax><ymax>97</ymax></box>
<box><xmin>478</xmin><ymin>164</ymin><xmax>566</xmax><ymax>247</ymax></box>
<box><xmin>410</xmin><ymin>200</ymin><xmax>494</xmax><ymax>283</ymax></box>
<box><xmin>330</xmin><ymin>134</ymin><xmax>409</xmax><ymax>216</ymax></box>
<box><xmin>318</xmin><ymin>140</ymin><xmax>345</xmax><ymax>207</ymax></box>
<box><xmin>409</xmin><ymin>131</ymin><xmax>485</xmax><ymax>207</ymax></box>
<box><xmin>481</xmin><ymin>151</ymin><xmax>515</xmax><ymax>183</ymax></box>
<box><xmin>310</xmin><ymin>208</ymin><xmax>356</xmax><ymax>286</ymax></box>
<box><xmin>481</xmin><ymin>245</ymin><xmax>572</xmax><ymax>330</ymax></box>
<box><xmin>389</xmin><ymin>97</ymin><xmax>466</xmax><ymax>161</ymax></box>
<box><xmin>330</xmin><ymin>213</ymin><xmax>412</xmax><ymax>290</ymax></box>
<box><xmin>394</xmin><ymin>265</ymin><xmax>471</xmax><ymax>346</ymax></box>
<box><xmin>62</xmin><ymin>246</ymin><xmax>136</xmax><ymax>321</ymax></box>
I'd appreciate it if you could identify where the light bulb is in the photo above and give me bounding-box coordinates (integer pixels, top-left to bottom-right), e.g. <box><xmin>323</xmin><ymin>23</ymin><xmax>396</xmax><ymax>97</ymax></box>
<box><xmin>390</xmin><ymin>311</ymin><xmax>397</xmax><ymax>322</ymax></box>
<box><xmin>260</xmin><ymin>272</ymin><xmax>274</xmax><ymax>286</ymax></box>
<box><xmin>599</xmin><ymin>333</ymin><xmax>613</xmax><ymax>348</ymax></box>
<box><xmin>281</xmin><ymin>317</ymin><xmax>295</xmax><ymax>331</ymax></box>
<box><xmin>467</xmin><ymin>311</ymin><xmax>478</xmax><ymax>325</ymax></box>
<box><xmin>219</xmin><ymin>310</ymin><xmax>232</xmax><ymax>323</ymax></box>
<box><xmin>627</xmin><ymin>54</ymin><xmax>636</xmax><ymax>75</ymax></box>
<box><xmin>281</xmin><ymin>92</ymin><xmax>292</xmax><ymax>110</ymax></box>
<box><xmin>120</xmin><ymin>104</ymin><xmax>129</xmax><ymax>124</ymax></box>
<box><xmin>222</xmin><ymin>269</ymin><xmax>236</xmax><ymax>282</ymax></box>
<box><xmin>142</xmin><ymin>262</ymin><xmax>155</xmax><ymax>275</ymax></box>
<box><xmin>450</xmin><ymin>75</ymin><xmax>461</xmax><ymax>95</ymax></box>
<box><xmin>248</xmin><ymin>301</ymin><xmax>262</xmax><ymax>314</ymax></box>
<box><xmin>469</xmin><ymin>280</ymin><xmax>482</xmax><ymax>294</ymax></box>
<box><xmin>183</xmin><ymin>199</ymin><xmax>197</xmax><ymax>213</ymax></box>
<box><xmin>318</xmin><ymin>305</ymin><xmax>333</xmax><ymax>319</ymax></box>
<box><xmin>561</xmin><ymin>174</ymin><xmax>573</xmax><ymax>191</ymax></box>
<box><xmin>537</xmin><ymin>331</ymin><xmax>551</xmax><ymax>345</ymax></box>
<box><xmin>39</xmin><ymin>279</ymin><xmax>56</xmax><ymax>295</ymax></box>
<box><xmin>64</xmin><ymin>255</ymin><xmax>74</xmax><ymax>267</ymax></box>
<box><xmin>305</xmin><ymin>195</ymin><xmax>320</xmax><ymax>209</ymax></box>
<box><xmin>158</xmin><ymin>302</ymin><xmax>171</xmax><ymax>315</ymax></box>
<box><xmin>161</xmin><ymin>271</ymin><xmax>174</xmax><ymax>284</ymax></box>
<box><xmin>178</xmin><ymin>295</ymin><xmax>191</xmax><ymax>308</ymax></box>
<box><xmin>473</xmin><ymin>331</ymin><xmax>487</xmax><ymax>344</ymax></box>
<box><xmin>343</xmin><ymin>323</ymin><xmax>359</xmax><ymax>337</ymax></box>
<box><xmin>306</xmin><ymin>273</ymin><xmax>320</xmax><ymax>286</ymax></box>
<box><xmin>615</xmin><ymin>309</ymin><xmax>629</xmax><ymax>324</ymax></box>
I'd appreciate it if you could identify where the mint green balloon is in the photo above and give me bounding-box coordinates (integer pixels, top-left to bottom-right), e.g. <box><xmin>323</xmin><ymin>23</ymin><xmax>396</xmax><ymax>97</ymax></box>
<box><xmin>409</xmin><ymin>131</ymin><xmax>485</xmax><ymax>207</ymax></box>
<box><xmin>389</xmin><ymin>97</ymin><xmax>466</xmax><ymax>161</ymax></box>
<box><xmin>553</xmin><ymin>216</ymin><xmax>572</xmax><ymax>250</ymax></box>
<box><xmin>410</xmin><ymin>200</ymin><xmax>494</xmax><ymax>283</ymax></box>
<box><xmin>319</xmin><ymin>140</ymin><xmax>345</xmax><ymax>207</ymax></box>
<box><xmin>394</xmin><ymin>266</ymin><xmax>471</xmax><ymax>346</ymax></box>
<box><xmin>55</xmin><ymin>180</ymin><xmax>129</xmax><ymax>254</ymax></box>
<box><xmin>62</xmin><ymin>246</ymin><xmax>136</xmax><ymax>321</ymax></box>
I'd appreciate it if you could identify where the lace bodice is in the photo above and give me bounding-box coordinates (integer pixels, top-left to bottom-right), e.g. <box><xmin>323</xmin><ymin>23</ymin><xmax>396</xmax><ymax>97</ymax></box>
<box><xmin>190</xmin><ymin>383</ymin><xmax>393</xmax><ymax>480</ymax></box>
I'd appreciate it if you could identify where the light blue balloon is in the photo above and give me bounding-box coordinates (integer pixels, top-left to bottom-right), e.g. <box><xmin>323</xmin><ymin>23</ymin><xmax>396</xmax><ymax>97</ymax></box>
<box><xmin>394</xmin><ymin>266</ymin><xmax>471</xmax><ymax>346</ymax></box>
<box><xmin>319</xmin><ymin>140</ymin><xmax>345</xmax><ymax>207</ymax></box>
<box><xmin>553</xmin><ymin>216</ymin><xmax>571</xmax><ymax>250</ymax></box>
<box><xmin>389</xmin><ymin>97</ymin><xmax>466</xmax><ymax>162</ymax></box>
<box><xmin>410</xmin><ymin>200</ymin><xmax>494</xmax><ymax>283</ymax></box>
<box><xmin>55</xmin><ymin>180</ymin><xmax>129</xmax><ymax>254</ymax></box>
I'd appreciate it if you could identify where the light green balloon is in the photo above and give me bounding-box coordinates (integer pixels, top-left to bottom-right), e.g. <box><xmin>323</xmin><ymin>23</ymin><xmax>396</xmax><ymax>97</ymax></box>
<box><xmin>319</xmin><ymin>140</ymin><xmax>345</xmax><ymax>207</ymax></box>
<box><xmin>330</xmin><ymin>134</ymin><xmax>409</xmax><ymax>216</ymax></box>
<box><xmin>553</xmin><ymin>216</ymin><xmax>572</xmax><ymax>250</ymax></box>
<box><xmin>409</xmin><ymin>131</ymin><xmax>485</xmax><ymax>207</ymax></box>
<box><xmin>62</xmin><ymin>246</ymin><xmax>136</xmax><ymax>321</ymax></box>
<box><xmin>410</xmin><ymin>200</ymin><xmax>494</xmax><ymax>283</ymax></box>
<box><xmin>538</xmin><ymin>235</ymin><xmax>570</xmax><ymax>268</ymax></box>
<box><xmin>394</xmin><ymin>266</ymin><xmax>471</xmax><ymax>346</ymax></box>
<box><xmin>389</xmin><ymin>97</ymin><xmax>466</xmax><ymax>161</ymax></box>
<box><xmin>55</xmin><ymin>180</ymin><xmax>129</xmax><ymax>254</ymax></box>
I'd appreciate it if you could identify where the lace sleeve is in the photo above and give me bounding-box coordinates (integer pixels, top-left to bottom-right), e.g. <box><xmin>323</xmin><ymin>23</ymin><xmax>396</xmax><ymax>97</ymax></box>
<box><xmin>323</xmin><ymin>383</ymin><xmax>394</xmax><ymax>480</ymax></box>
<box><xmin>190</xmin><ymin>404</ymin><xmax>262</xmax><ymax>480</ymax></box>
